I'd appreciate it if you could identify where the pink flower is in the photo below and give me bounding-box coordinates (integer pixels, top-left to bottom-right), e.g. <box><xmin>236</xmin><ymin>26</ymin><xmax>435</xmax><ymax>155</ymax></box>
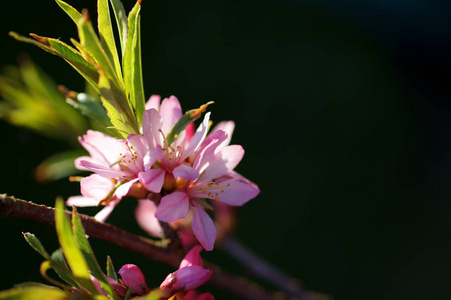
<box><xmin>141</xmin><ymin>96</ymin><xmax>210</xmax><ymax>188</ymax></box>
<box><xmin>68</xmin><ymin>129</ymin><xmax>163</xmax><ymax>221</ymax></box>
<box><xmin>155</xmin><ymin>129</ymin><xmax>260</xmax><ymax>250</ymax></box>
<box><xmin>160</xmin><ymin>246</ymin><xmax>212</xmax><ymax>296</ymax></box>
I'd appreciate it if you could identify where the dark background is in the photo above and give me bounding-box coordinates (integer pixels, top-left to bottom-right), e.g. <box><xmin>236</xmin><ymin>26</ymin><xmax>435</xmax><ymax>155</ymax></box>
<box><xmin>1</xmin><ymin>0</ymin><xmax>451</xmax><ymax>299</ymax></box>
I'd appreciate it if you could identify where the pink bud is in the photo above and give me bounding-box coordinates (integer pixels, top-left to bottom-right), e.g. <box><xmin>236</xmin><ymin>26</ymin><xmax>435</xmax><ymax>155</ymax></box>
<box><xmin>160</xmin><ymin>266</ymin><xmax>212</xmax><ymax>293</ymax></box>
<box><xmin>180</xmin><ymin>245</ymin><xmax>204</xmax><ymax>268</ymax></box>
<box><xmin>118</xmin><ymin>264</ymin><xmax>149</xmax><ymax>296</ymax></box>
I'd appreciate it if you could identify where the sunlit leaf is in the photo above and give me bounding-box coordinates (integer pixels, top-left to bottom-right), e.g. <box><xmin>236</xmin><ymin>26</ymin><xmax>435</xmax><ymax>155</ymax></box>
<box><xmin>9</xmin><ymin>32</ymin><xmax>99</xmax><ymax>92</ymax></box>
<box><xmin>50</xmin><ymin>249</ymin><xmax>80</xmax><ymax>289</ymax></box>
<box><xmin>55</xmin><ymin>198</ymin><xmax>98</xmax><ymax>294</ymax></box>
<box><xmin>123</xmin><ymin>0</ymin><xmax>145</xmax><ymax>125</ymax></box>
<box><xmin>55</xmin><ymin>0</ymin><xmax>82</xmax><ymax>24</ymax></box>
<box><xmin>108</xmin><ymin>0</ymin><xmax>128</xmax><ymax>56</ymax></box>
<box><xmin>98</xmin><ymin>0</ymin><xmax>123</xmax><ymax>81</ymax></box>
<box><xmin>71</xmin><ymin>208</ymin><xmax>121</xmax><ymax>300</ymax></box>
<box><xmin>0</xmin><ymin>286</ymin><xmax>70</xmax><ymax>300</ymax></box>
<box><xmin>76</xmin><ymin>12</ymin><xmax>122</xmax><ymax>92</ymax></box>
<box><xmin>98</xmin><ymin>68</ymin><xmax>137</xmax><ymax>137</ymax></box>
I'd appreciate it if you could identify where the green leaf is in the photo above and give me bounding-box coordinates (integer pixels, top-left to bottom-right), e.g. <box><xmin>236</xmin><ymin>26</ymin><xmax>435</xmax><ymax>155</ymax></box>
<box><xmin>34</xmin><ymin>150</ymin><xmax>87</xmax><ymax>183</ymax></box>
<box><xmin>98</xmin><ymin>0</ymin><xmax>123</xmax><ymax>81</ymax></box>
<box><xmin>106</xmin><ymin>256</ymin><xmax>118</xmax><ymax>282</ymax></box>
<box><xmin>55</xmin><ymin>198</ymin><xmax>98</xmax><ymax>294</ymax></box>
<box><xmin>50</xmin><ymin>249</ymin><xmax>81</xmax><ymax>289</ymax></box>
<box><xmin>55</xmin><ymin>0</ymin><xmax>82</xmax><ymax>24</ymax></box>
<box><xmin>123</xmin><ymin>0</ymin><xmax>145</xmax><ymax>125</ymax></box>
<box><xmin>167</xmin><ymin>101</ymin><xmax>214</xmax><ymax>144</ymax></box>
<box><xmin>133</xmin><ymin>290</ymin><xmax>161</xmax><ymax>300</ymax></box>
<box><xmin>98</xmin><ymin>68</ymin><xmax>136</xmax><ymax>137</ymax></box>
<box><xmin>76</xmin><ymin>13</ymin><xmax>122</xmax><ymax>92</ymax></box>
<box><xmin>108</xmin><ymin>0</ymin><xmax>128</xmax><ymax>56</ymax></box>
<box><xmin>22</xmin><ymin>233</ymin><xmax>50</xmax><ymax>260</ymax></box>
<box><xmin>65</xmin><ymin>93</ymin><xmax>112</xmax><ymax>129</ymax></box>
<box><xmin>0</xmin><ymin>286</ymin><xmax>70</xmax><ymax>300</ymax></box>
<box><xmin>9</xmin><ymin>32</ymin><xmax>99</xmax><ymax>92</ymax></box>
<box><xmin>71</xmin><ymin>208</ymin><xmax>121</xmax><ymax>300</ymax></box>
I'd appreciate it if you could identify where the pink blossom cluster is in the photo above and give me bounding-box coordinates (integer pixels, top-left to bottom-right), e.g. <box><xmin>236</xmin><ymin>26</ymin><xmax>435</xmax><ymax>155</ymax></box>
<box><xmin>92</xmin><ymin>246</ymin><xmax>212</xmax><ymax>299</ymax></box>
<box><xmin>68</xmin><ymin>95</ymin><xmax>259</xmax><ymax>251</ymax></box>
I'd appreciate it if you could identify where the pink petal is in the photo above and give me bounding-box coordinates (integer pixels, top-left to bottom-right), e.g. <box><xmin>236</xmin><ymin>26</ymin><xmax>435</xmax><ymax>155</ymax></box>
<box><xmin>181</xmin><ymin>112</ymin><xmax>211</xmax><ymax>161</ymax></box>
<box><xmin>115</xmin><ymin>179</ymin><xmax>138</xmax><ymax>199</ymax></box>
<box><xmin>214</xmin><ymin>177</ymin><xmax>260</xmax><ymax>206</ymax></box>
<box><xmin>180</xmin><ymin>245</ymin><xmax>204</xmax><ymax>268</ymax></box>
<box><xmin>118</xmin><ymin>264</ymin><xmax>149</xmax><ymax>296</ymax></box>
<box><xmin>192</xmin><ymin>131</ymin><xmax>226</xmax><ymax>174</ymax></box>
<box><xmin>211</xmin><ymin>121</ymin><xmax>235</xmax><ymax>149</ymax></box>
<box><xmin>155</xmin><ymin>192</ymin><xmax>190</xmax><ymax>223</ymax></box>
<box><xmin>192</xmin><ymin>205</ymin><xmax>217</xmax><ymax>251</ymax></box>
<box><xmin>160</xmin><ymin>96</ymin><xmax>183</xmax><ymax>135</ymax></box>
<box><xmin>80</xmin><ymin>174</ymin><xmax>115</xmax><ymax>201</ymax></box>
<box><xmin>143</xmin><ymin>145</ymin><xmax>163</xmax><ymax>169</ymax></box>
<box><xmin>78</xmin><ymin>160</ymin><xmax>127</xmax><ymax>178</ymax></box>
<box><xmin>145</xmin><ymin>94</ymin><xmax>161</xmax><ymax>111</ymax></box>
<box><xmin>67</xmin><ymin>195</ymin><xmax>100</xmax><ymax>207</ymax></box>
<box><xmin>135</xmin><ymin>200</ymin><xmax>163</xmax><ymax>237</ymax></box>
<box><xmin>142</xmin><ymin>109</ymin><xmax>163</xmax><ymax>149</ymax></box>
<box><xmin>94</xmin><ymin>199</ymin><xmax>121</xmax><ymax>222</ymax></box>
<box><xmin>173</xmin><ymin>164</ymin><xmax>199</xmax><ymax>181</ymax></box>
<box><xmin>78</xmin><ymin>130</ymin><xmax>122</xmax><ymax>166</ymax></box>
<box><xmin>138</xmin><ymin>169</ymin><xmax>165</xmax><ymax>193</ymax></box>
<box><xmin>200</xmin><ymin>145</ymin><xmax>244</xmax><ymax>181</ymax></box>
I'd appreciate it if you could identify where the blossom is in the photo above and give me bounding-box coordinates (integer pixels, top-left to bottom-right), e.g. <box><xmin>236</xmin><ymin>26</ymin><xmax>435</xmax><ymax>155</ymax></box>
<box><xmin>160</xmin><ymin>246</ymin><xmax>212</xmax><ymax>297</ymax></box>
<box><xmin>155</xmin><ymin>129</ymin><xmax>260</xmax><ymax>250</ymax></box>
<box><xmin>141</xmin><ymin>96</ymin><xmax>210</xmax><ymax>190</ymax></box>
<box><xmin>67</xmin><ymin>129</ymin><xmax>162</xmax><ymax>221</ymax></box>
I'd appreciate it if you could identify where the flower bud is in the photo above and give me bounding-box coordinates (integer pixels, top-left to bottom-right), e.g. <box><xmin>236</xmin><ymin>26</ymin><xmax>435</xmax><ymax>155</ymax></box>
<box><xmin>160</xmin><ymin>266</ymin><xmax>212</xmax><ymax>293</ymax></box>
<box><xmin>118</xmin><ymin>264</ymin><xmax>149</xmax><ymax>296</ymax></box>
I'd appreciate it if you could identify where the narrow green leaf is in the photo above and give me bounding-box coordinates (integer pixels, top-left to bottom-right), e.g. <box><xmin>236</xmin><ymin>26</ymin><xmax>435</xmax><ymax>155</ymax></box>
<box><xmin>9</xmin><ymin>32</ymin><xmax>99</xmax><ymax>92</ymax></box>
<box><xmin>55</xmin><ymin>0</ymin><xmax>82</xmax><ymax>24</ymax></box>
<box><xmin>71</xmin><ymin>208</ymin><xmax>121</xmax><ymax>300</ymax></box>
<box><xmin>98</xmin><ymin>68</ymin><xmax>135</xmax><ymax>137</ymax></box>
<box><xmin>108</xmin><ymin>0</ymin><xmax>128</xmax><ymax>56</ymax></box>
<box><xmin>106</xmin><ymin>256</ymin><xmax>118</xmax><ymax>281</ymax></box>
<box><xmin>0</xmin><ymin>286</ymin><xmax>70</xmax><ymax>300</ymax></box>
<box><xmin>50</xmin><ymin>249</ymin><xmax>81</xmax><ymax>289</ymax></box>
<box><xmin>77</xmin><ymin>13</ymin><xmax>122</xmax><ymax>91</ymax></box>
<box><xmin>22</xmin><ymin>233</ymin><xmax>50</xmax><ymax>260</ymax></box>
<box><xmin>40</xmin><ymin>260</ymin><xmax>71</xmax><ymax>290</ymax></box>
<box><xmin>123</xmin><ymin>1</ymin><xmax>145</xmax><ymax>124</ymax></box>
<box><xmin>167</xmin><ymin>101</ymin><xmax>214</xmax><ymax>144</ymax></box>
<box><xmin>98</xmin><ymin>0</ymin><xmax>123</xmax><ymax>80</ymax></box>
<box><xmin>55</xmin><ymin>198</ymin><xmax>98</xmax><ymax>294</ymax></box>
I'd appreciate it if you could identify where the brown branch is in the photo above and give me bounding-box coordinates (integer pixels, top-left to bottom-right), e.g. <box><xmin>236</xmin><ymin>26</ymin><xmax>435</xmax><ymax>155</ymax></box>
<box><xmin>0</xmin><ymin>194</ymin><xmax>329</xmax><ymax>300</ymax></box>
<box><xmin>0</xmin><ymin>194</ymin><xmax>184</xmax><ymax>267</ymax></box>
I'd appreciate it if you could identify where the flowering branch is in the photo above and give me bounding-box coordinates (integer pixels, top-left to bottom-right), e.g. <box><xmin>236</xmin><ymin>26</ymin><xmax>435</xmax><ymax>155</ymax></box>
<box><xmin>0</xmin><ymin>194</ymin><xmax>323</xmax><ymax>300</ymax></box>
